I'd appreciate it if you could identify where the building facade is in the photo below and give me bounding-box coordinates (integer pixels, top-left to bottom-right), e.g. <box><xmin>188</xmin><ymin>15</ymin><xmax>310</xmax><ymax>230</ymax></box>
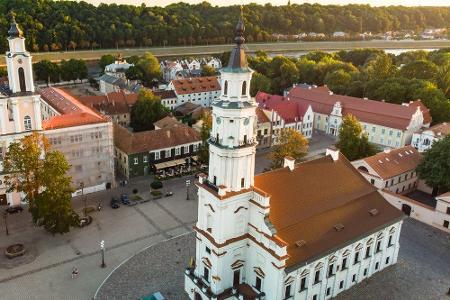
<box><xmin>352</xmin><ymin>146</ymin><xmax>421</xmax><ymax>195</ymax></box>
<box><xmin>114</xmin><ymin>123</ymin><xmax>201</xmax><ymax>178</ymax></box>
<box><xmin>411</xmin><ymin>122</ymin><xmax>450</xmax><ymax>152</ymax></box>
<box><xmin>0</xmin><ymin>18</ymin><xmax>43</xmax><ymax>206</ymax></box>
<box><xmin>167</xmin><ymin>76</ymin><xmax>221</xmax><ymax>108</ymax></box>
<box><xmin>256</xmin><ymin>86</ymin><xmax>432</xmax><ymax>148</ymax></box>
<box><xmin>104</xmin><ymin>59</ymin><xmax>133</xmax><ymax>79</ymax></box>
<box><xmin>184</xmin><ymin>15</ymin><xmax>404</xmax><ymax>300</ymax></box>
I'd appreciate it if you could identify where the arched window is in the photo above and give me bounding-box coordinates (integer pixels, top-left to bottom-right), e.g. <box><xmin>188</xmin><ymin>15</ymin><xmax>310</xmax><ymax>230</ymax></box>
<box><xmin>242</xmin><ymin>81</ymin><xmax>247</xmax><ymax>95</ymax></box>
<box><xmin>24</xmin><ymin>116</ymin><xmax>32</xmax><ymax>130</ymax></box>
<box><xmin>18</xmin><ymin>67</ymin><xmax>26</xmax><ymax>92</ymax></box>
<box><xmin>224</xmin><ymin>80</ymin><xmax>228</xmax><ymax>95</ymax></box>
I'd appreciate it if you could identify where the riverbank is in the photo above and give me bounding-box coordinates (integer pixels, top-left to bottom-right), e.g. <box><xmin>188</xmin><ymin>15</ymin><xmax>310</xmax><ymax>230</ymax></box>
<box><xmin>2</xmin><ymin>39</ymin><xmax>449</xmax><ymax>66</ymax></box>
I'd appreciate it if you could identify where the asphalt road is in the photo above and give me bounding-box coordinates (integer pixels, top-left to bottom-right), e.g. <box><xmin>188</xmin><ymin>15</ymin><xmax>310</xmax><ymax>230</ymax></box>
<box><xmin>3</xmin><ymin>39</ymin><xmax>449</xmax><ymax>65</ymax></box>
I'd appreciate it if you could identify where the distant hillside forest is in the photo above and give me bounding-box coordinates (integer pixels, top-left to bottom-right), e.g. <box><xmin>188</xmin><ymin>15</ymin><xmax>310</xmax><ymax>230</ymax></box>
<box><xmin>0</xmin><ymin>1</ymin><xmax>450</xmax><ymax>53</ymax></box>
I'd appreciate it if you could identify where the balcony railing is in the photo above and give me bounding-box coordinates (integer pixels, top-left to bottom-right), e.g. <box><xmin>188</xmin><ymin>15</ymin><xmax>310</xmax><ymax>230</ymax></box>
<box><xmin>209</xmin><ymin>136</ymin><xmax>256</xmax><ymax>149</ymax></box>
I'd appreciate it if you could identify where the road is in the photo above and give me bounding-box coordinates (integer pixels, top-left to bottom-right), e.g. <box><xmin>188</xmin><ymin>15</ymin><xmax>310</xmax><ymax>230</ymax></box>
<box><xmin>2</xmin><ymin>39</ymin><xmax>449</xmax><ymax>65</ymax></box>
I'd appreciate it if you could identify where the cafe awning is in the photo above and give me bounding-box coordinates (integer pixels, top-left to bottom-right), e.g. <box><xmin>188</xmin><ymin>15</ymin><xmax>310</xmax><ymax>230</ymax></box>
<box><xmin>154</xmin><ymin>158</ymin><xmax>186</xmax><ymax>170</ymax></box>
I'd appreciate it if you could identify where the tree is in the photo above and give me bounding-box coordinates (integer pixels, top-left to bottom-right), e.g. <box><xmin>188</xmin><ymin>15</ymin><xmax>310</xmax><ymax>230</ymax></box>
<box><xmin>125</xmin><ymin>65</ymin><xmax>144</xmax><ymax>81</ymax></box>
<box><xmin>198</xmin><ymin>111</ymin><xmax>212</xmax><ymax>164</ymax></box>
<box><xmin>60</xmin><ymin>59</ymin><xmax>87</xmax><ymax>83</ymax></box>
<box><xmin>269</xmin><ymin>128</ymin><xmax>308</xmax><ymax>169</ymax></box>
<box><xmin>416</xmin><ymin>136</ymin><xmax>450</xmax><ymax>194</ymax></box>
<box><xmin>130</xmin><ymin>89</ymin><xmax>169</xmax><ymax>132</ymax></box>
<box><xmin>3</xmin><ymin>133</ymin><xmax>79</xmax><ymax>234</ymax></box>
<box><xmin>336</xmin><ymin>115</ymin><xmax>378</xmax><ymax>161</ymax></box>
<box><xmin>399</xmin><ymin>60</ymin><xmax>438</xmax><ymax>80</ymax></box>
<box><xmin>34</xmin><ymin>60</ymin><xmax>60</xmax><ymax>85</ymax></box>
<box><xmin>201</xmin><ymin>65</ymin><xmax>217</xmax><ymax>76</ymax></box>
<box><xmin>136</xmin><ymin>52</ymin><xmax>161</xmax><ymax>86</ymax></box>
<box><xmin>99</xmin><ymin>54</ymin><xmax>115</xmax><ymax>71</ymax></box>
<box><xmin>324</xmin><ymin>70</ymin><xmax>352</xmax><ymax>94</ymax></box>
<box><xmin>364</xmin><ymin>53</ymin><xmax>397</xmax><ymax>80</ymax></box>
<box><xmin>0</xmin><ymin>67</ymin><xmax>7</xmax><ymax>77</ymax></box>
<box><xmin>250</xmin><ymin>72</ymin><xmax>271</xmax><ymax>96</ymax></box>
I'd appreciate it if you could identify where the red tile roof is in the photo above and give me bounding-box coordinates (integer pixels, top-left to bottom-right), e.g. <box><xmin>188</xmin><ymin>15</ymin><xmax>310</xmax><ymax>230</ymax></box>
<box><xmin>171</xmin><ymin>76</ymin><xmax>220</xmax><ymax>95</ymax></box>
<box><xmin>114</xmin><ymin>123</ymin><xmax>201</xmax><ymax>155</ymax></box>
<box><xmin>361</xmin><ymin>146</ymin><xmax>421</xmax><ymax>180</ymax></box>
<box><xmin>40</xmin><ymin>87</ymin><xmax>106</xmax><ymax>129</ymax></box>
<box><xmin>427</xmin><ymin>122</ymin><xmax>450</xmax><ymax>136</ymax></box>
<box><xmin>78</xmin><ymin>91</ymin><xmax>138</xmax><ymax>115</ymax></box>
<box><xmin>256</xmin><ymin>86</ymin><xmax>431</xmax><ymax>130</ymax></box>
<box><xmin>255</xmin><ymin>107</ymin><xmax>270</xmax><ymax>123</ymax></box>
<box><xmin>253</xmin><ymin>153</ymin><xmax>404</xmax><ymax>268</ymax></box>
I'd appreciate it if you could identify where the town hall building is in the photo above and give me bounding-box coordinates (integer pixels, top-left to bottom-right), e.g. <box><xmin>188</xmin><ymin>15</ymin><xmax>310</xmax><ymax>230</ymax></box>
<box><xmin>184</xmin><ymin>13</ymin><xmax>405</xmax><ymax>300</ymax></box>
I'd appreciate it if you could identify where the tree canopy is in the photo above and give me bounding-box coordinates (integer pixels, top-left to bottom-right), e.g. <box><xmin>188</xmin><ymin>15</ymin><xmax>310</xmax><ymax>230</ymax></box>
<box><xmin>198</xmin><ymin>111</ymin><xmax>212</xmax><ymax>164</ymax></box>
<box><xmin>3</xmin><ymin>133</ymin><xmax>79</xmax><ymax>234</ymax></box>
<box><xmin>336</xmin><ymin>114</ymin><xmax>379</xmax><ymax>161</ymax></box>
<box><xmin>416</xmin><ymin>135</ymin><xmax>450</xmax><ymax>193</ymax></box>
<box><xmin>269</xmin><ymin>128</ymin><xmax>309</xmax><ymax>169</ymax></box>
<box><xmin>130</xmin><ymin>89</ymin><xmax>169</xmax><ymax>132</ymax></box>
<box><xmin>0</xmin><ymin>2</ymin><xmax>449</xmax><ymax>53</ymax></box>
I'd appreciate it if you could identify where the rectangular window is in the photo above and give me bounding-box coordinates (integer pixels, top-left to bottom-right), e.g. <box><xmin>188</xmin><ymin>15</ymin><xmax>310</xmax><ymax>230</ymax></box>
<box><xmin>264</xmin><ymin>129</ymin><xmax>268</xmax><ymax>135</ymax></box>
<box><xmin>375</xmin><ymin>262</ymin><xmax>379</xmax><ymax>270</ymax></box>
<box><xmin>446</xmin><ymin>207</ymin><xmax>450</xmax><ymax>215</ymax></box>
<box><xmin>314</xmin><ymin>270</ymin><xmax>321</xmax><ymax>284</ymax></box>
<box><xmin>241</xmin><ymin>178</ymin><xmax>245</xmax><ymax>188</ymax></box>
<box><xmin>203</xmin><ymin>267</ymin><xmax>210</xmax><ymax>282</ymax></box>
<box><xmin>372</xmin><ymin>127</ymin><xmax>376</xmax><ymax>132</ymax></box>
<box><xmin>354</xmin><ymin>252</ymin><xmax>360</xmax><ymax>264</ymax></box>
<box><xmin>313</xmin><ymin>295</ymin><xmax>318</xmax><ymax>300</ymax></box>
<box><xmin>134</xmin><ymin>157</ymin><xmax>138</xmax><ymax>165</ymax></box>
<box><xmin>155</xmin><ymin>152</ymin><xmax>160</xmax><ymax>160</ymax></box>
<box><xmin>388</xmin><ymin>235</ymin><xmax>393</xmax><ymax>247</ymax></box>
<box><xmin>284</xmin><ymin>285</ymin><xmax>291</xmax><ymax>299</ymax></box>
<box><xmin>326</xmin><ymin>287</ymin><xmax>331</xmax><ymax>296</ymax></box>
<box><xmin>342</xmin><ymin>257</ymin><xmax>348</xmax><ymax>270</ymax></box>
<box><xmin>255</xmin><ymin>276</ymin><xmax>262</xmax><ymax>291</ymax></box>
<box><xmin>205</xmin><ymin>246</ymin><xmax>211</xmax><ymax>254</ymax></box>
<box><xmin>165</xmin><ymin>149</ymin><xmax>171</xmax><ymax>158</ymax></box>
<box><xmin>382</xmin><ymin>129</ymin><xmax>385</xmax><ymax>134</ymax></box>
<box><xmin>352</xmin><ymin>274</ymin><xmax>357</xmax><ymax>282</ymax></box>
<box><xmin>339</xmin><ymin>280</ymin><xmax>344</xmax><ymax>289</ymax></box>
<box><xmin>386</xmin><ymin>257</ymin><xmax>390</xmax><ymax>264</ymax></box>
<box><xmin>300</xmin><ymin>277</ymin><xmax>307</xmax><ymax>291</ymax></box>
<box><xmin>175</xmin><ymin>148</ymin><xmax>181</xmax><ymax>156</ymax></box>
<box><xmin>143</xmin><ymin>155</ymin><xmax>148</xmax><ymax>163</ymax></box>
<box><xmin>327</xmin><ymin>264</ymin><xmax>334</xmax><ymax>277</ymax></box>
<box><xmin>364</xmin><ymin>268</ymin><xmax>368</xmax><ymax>276</ymax></box>
<box><xmin>376</xmin><ymin>240</ymin><xmax>382</xmax><ymax>253</ymax></box>
<box><xmin>184</xmin><ymin>145</ymin><xmax>189</xmax><ymax>154</ymax></box>
<box><xmin>365</xmin><ymin>246</ymin><xmax>371</xmax><ymax>258</ymax></box>
<box><xmin>193</xmin><ymin>144</ymin><xmax>199</xmax><ymax>152</ymax></box>
<box><xmin>443</xmin><ymin>220</ymin><xmax>449</xmax><ymax>228</ymax></box>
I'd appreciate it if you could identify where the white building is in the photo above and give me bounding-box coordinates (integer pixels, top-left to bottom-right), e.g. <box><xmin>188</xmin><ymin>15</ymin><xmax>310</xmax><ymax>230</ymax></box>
<box><xmin>0</xmin><ymin>18</ymin><xmax>43</xmax><ymax>207</ymax></box>
<box><xmin>352</xmin><ymin>146</ymin><xmax>421</xmax><ymax>195</ymax></box>
<box><xmin>184</xmin><ymin>15</ymin><xmax>404</xmax><ymax>300</ymax></box>
<box><xmin>167</xmin><ymin>76</ymin><xmax>221</xmax><ymax>108</ymax></box>
<box><xmin>411</xmin><ymin>122</ymin><xmax>450</xmax><ymax>152</ymax></box>
<box><xmin>104</xmin><ymin>59</ymin><xmax>134</xmax><ymax>79</ymax></box>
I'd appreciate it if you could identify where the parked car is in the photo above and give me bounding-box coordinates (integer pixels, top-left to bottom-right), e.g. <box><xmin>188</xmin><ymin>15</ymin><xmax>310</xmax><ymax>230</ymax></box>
<box><xmin>110</xmin><ymin>197</ymin><xmax>120</xmax><ymax>209</ymax></box>
<box><xmin>120</xmin><ymin>193</ymin><xmax>130</xmax><ymax>205</ymax></box>
<box><xmin>5</xmin><ymin>206</ymin><xmax>23</xmax><ymax>214</ymax></box>
<box><xmin>140</xmin><ymin>292</ymin><xmax>165</xmax><ymax>300</ymax></box>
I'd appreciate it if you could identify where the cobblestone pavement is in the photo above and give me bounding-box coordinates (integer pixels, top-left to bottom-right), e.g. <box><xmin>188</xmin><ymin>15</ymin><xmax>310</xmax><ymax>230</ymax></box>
<box><xmin>0</xmin><ymin>175</ymin><xmax>199</xmax><ymax>300</ymax></box>
<box><xmin>96</xmin><ymin>218</ymin><xmax>449</xmax><ymax>300</ymax></box>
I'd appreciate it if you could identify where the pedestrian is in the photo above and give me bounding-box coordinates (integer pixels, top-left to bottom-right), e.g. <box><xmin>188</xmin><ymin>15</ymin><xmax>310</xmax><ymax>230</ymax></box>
<box><xmin>71</xmin><ymin>267</ymin><xmax>79</xmax><ymax>279</ymax></box>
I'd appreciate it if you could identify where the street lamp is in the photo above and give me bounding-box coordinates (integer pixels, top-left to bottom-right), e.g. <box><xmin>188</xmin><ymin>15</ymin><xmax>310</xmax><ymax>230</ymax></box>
<box><xmin>80</xmin><ymin>182</ymin><xmax>86</xmax><ymax>217</ymax></box>
<box><xmin>186</xmin><ymin>179</ymin><xmax>191</xmax><ymax>201</ymax></box>
<box><xmin>3</xmin><ymin>211</ymin><xmax>8</xmax><ymax>236</ymax></box>
<box><xmin>100</xmin><ymin>240</ymin><xmax>106</xmax><ymax>268</ymax></box>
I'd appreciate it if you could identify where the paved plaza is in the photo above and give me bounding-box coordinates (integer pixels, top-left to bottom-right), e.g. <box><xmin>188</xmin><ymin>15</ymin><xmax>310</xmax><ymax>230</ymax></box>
<box><xmin>96</xmin><ymin>218</ymin><xmax>449</xmax><ymax>300</ymax></box>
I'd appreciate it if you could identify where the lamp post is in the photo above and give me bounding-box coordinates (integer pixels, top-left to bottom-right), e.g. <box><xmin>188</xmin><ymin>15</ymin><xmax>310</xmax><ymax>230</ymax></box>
<box><xmin>186</xmin><ymin>179</ymin><xmax>191</xmax><ymax>201</ymax></box>
<box><xmin>100</xmin><ymin>240</ymin><xmax>106</xmax><ymax>268</ymax></box>
<box><xmin>80</xmin><ymin>182</ymin><xmax>86</xmax><ymax>217</ymax></box>
<box><xmin>3</xmin><ymin>211</ymin><xmax>8</xmax><ymax>236</ymax></box>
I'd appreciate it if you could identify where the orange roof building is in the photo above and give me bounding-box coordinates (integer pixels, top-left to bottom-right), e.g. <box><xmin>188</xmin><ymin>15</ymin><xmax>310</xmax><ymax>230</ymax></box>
<box><xmin>39</xmin><ymin>87</ymin><xmax>114</xmax><ymax>195</ymax></box>
<box><xmin>167</xmin><ymin>76</ymin><xmax>221</xmax><ymax>108</ymax></box>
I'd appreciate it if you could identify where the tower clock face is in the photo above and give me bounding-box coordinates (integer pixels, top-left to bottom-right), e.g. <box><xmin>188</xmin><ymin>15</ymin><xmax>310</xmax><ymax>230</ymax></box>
<box><xmin>17</xmin><ymin>58</ymin><xmax>23</xmax><ymax>64</ymax></box>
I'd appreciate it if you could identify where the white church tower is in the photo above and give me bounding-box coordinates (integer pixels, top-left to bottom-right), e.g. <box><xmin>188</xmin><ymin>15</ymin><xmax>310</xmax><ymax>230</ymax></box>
<box><xmin>0</xmin><ymin>15</ymin><xmax>42</xmax><ymax>206</ymax></box>
<box><xmin>185</xmin><ymin>10</ymin><xmax>270</xmax><ymax>300</ymax></box>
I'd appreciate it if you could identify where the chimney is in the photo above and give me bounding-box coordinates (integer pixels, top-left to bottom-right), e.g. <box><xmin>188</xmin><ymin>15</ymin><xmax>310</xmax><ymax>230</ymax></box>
<box><xmin>283</xmin><ymin>156</ymin><xmax>295</xmax><ymax>171</ymax></box>
<box><xmin>326</xmin><ymin>146</ymin><xmax>340</xmax><ymax>161</ymax></box>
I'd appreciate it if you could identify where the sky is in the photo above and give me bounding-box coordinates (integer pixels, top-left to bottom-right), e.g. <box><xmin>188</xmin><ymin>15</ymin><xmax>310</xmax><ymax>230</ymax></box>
<box><xmin>81</xmin><ymin>0</ymin><xmax>450</xmax><ymax>7</ymax></box>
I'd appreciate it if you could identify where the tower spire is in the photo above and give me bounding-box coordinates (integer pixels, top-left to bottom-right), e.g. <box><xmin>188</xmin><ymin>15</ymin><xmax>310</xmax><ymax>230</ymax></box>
<box><xmin>227</xmin><ymin>7</ymin><xmax>248</xmax><ymax>70</ymax></box>
<box><xmin>8</xmin><ymin>11</ymin><xmax>23</xmax><ymax>38</ymax></box>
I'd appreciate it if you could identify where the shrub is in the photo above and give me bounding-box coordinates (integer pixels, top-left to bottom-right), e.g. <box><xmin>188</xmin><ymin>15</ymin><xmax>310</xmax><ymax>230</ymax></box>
<box><xmin>151</xmin><ymin>180</ymin><xmax>163</xmax><ymax>189</ymax></box>
<box><xmin>132</xmin><ymin>188</ymin><xmax>138</xmax><ymax>194</ymax></box>
<box><xmin>151</xmin><ymin>190</ymin><xmax>162</xmax><ymax>196</ymax></box>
